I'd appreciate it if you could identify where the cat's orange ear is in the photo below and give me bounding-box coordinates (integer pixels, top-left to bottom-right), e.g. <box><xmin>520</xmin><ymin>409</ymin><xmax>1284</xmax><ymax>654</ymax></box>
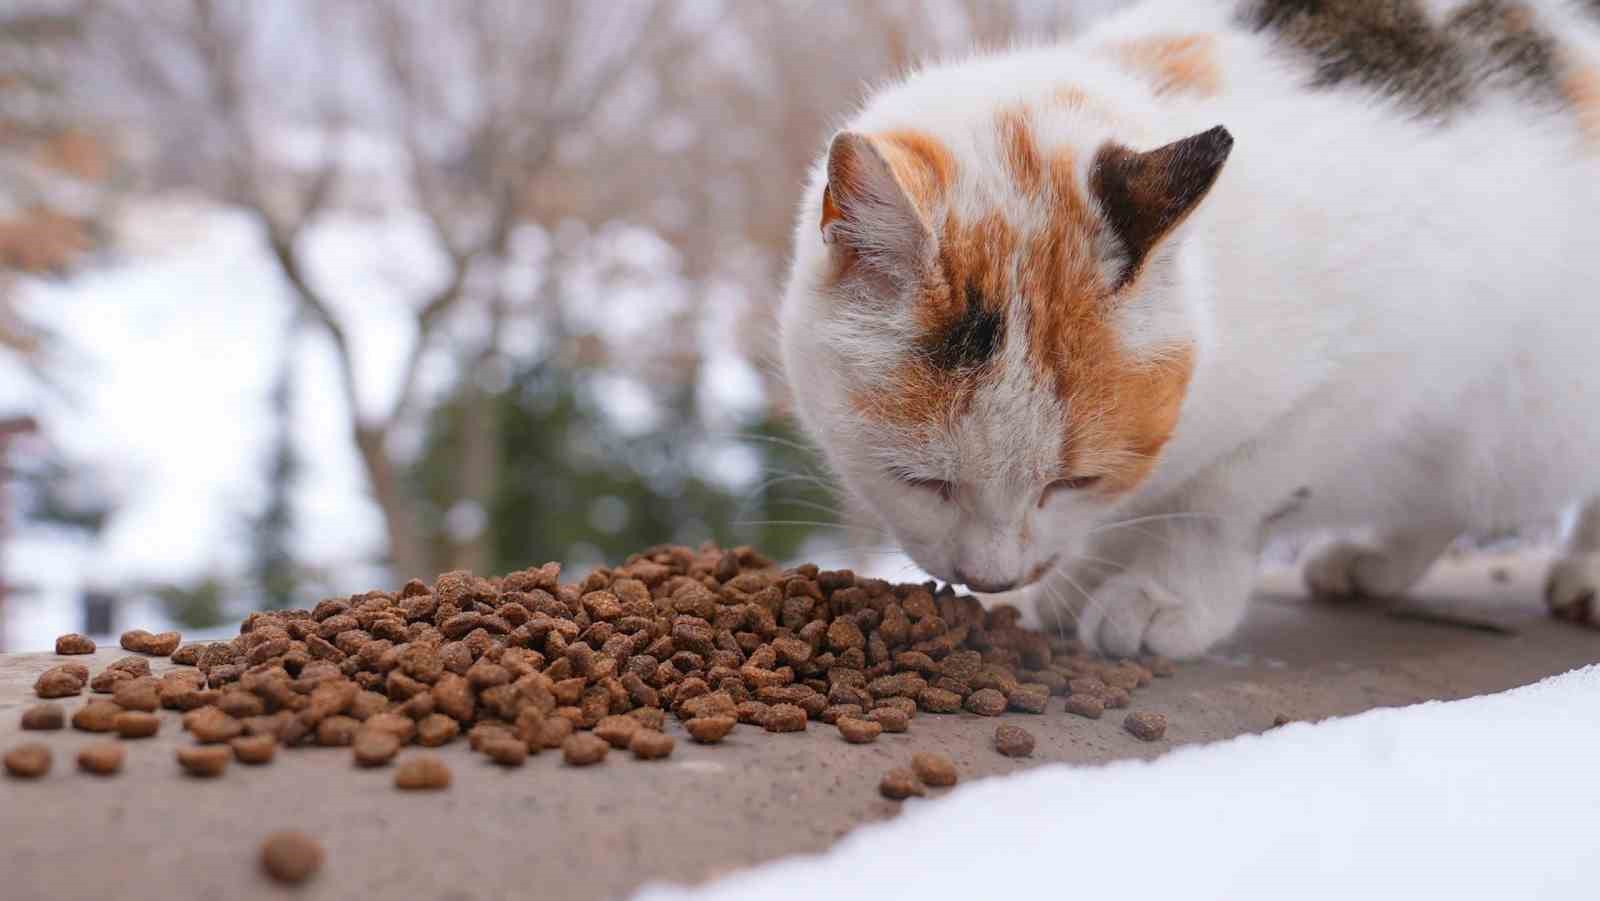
<box><xmin>821</xmin><ymin>132</ymin><xmax>932</xmax><ymax>285</ymax></box>
<box><xmin>1090</xmin><ymin>125</ymin><xmax>1232</xmax><ymax>290</ymax></box>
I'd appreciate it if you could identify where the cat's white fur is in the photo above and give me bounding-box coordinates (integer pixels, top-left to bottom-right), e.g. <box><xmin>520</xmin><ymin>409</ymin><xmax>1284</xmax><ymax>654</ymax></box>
<box><xmin>780</xmin><ymin>0</ymin><xmax>1600</xmax><ymax>657</ymax></box>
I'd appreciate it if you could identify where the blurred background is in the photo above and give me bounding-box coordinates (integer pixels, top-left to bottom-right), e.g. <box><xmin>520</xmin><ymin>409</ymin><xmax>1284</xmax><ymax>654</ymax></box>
<box><xmin>0</xmin><ymin>0</ymin><xmax>1126</xmax><ymax>650</ymax></box>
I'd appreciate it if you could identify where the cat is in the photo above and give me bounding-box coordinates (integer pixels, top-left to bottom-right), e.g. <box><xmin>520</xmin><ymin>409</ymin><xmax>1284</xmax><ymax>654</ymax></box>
<box><xmin>778</xmin><ymin>0</ymin><xmax>1600</xmax><ymax>658</ymax></box>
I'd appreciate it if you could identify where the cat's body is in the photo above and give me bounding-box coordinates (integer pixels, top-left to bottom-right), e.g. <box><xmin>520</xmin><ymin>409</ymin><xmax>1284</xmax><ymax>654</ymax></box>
<box><xmin>780</xmin><ymin>0</ymin><xmax>1600</xmax><ymax>657</ymax></box>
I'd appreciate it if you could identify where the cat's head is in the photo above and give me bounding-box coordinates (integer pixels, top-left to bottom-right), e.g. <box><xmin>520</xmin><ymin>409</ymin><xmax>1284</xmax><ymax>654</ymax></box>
<box><xmin>780</xmin><ymin>90</ymin><xmax>1230</xmax><ymax>593</ymax></box>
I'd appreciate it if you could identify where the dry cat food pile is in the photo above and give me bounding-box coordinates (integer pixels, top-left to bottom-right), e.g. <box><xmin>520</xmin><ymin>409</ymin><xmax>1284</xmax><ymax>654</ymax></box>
<box><xmin>8</xmin><ymin>544</ymin><xmax>1173</xmax><ymax>799</ymax></box>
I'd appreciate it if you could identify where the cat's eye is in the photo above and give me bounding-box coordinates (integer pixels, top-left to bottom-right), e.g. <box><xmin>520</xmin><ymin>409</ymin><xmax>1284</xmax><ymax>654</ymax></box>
<box><xmin>1040</xmin><ymin>476</ymin><xmax>1101</xmax><ymax>506</ymax></box>
<box><xmin>900</xmin><ymin>476</ymin><xmax>955</xmax><ymax>502</ymax></box>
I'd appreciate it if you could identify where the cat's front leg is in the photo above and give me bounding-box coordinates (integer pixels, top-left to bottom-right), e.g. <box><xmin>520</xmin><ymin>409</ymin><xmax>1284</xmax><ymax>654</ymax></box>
<box><xmin>1067</xmin><ymin>515</ymin><xmax>1259</xmax><ymax>659</ymax></box>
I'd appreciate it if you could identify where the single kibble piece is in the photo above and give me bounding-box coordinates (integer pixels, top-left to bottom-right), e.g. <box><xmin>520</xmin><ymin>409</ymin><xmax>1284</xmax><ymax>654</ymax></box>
<box><xmin>593</xmin><ymin>715</ymin><xmax>641</xmax><ymax>749</ymax></box>
<box><xmin>351</xmin><ymin>729</ymin><xmax>400</xmax><ymax>767</ymax></box>
<box><xmin>170</xmin><ymin>643</ymin><xmax>205</xmax><ymax>666</ymax></box>
<box><xmin>1007</xmin><ymin>688</ymin><xmax>1049</xmax><ymax>714</ymax></box>
<box><xmin>113</xmin><ymin>711</ymin><xmax>161</xmax><ymax>739</ymax></box>
<box><xmin>562</xmin><ymin>733</ymin><xmax>609</xmax><ymax>766</ymax></box>
<box><xmin>837</xmin><ymin>717</ymin><xmax>882</xmax><ymax>744</ymax></box>
<box><xmin>177</xmin><ymin>745</ymin><xmax>231</xmax><ymax>777</ymax></box>
<box><xmin>1100</xmin><ymin>686</ymin><xmax>1131</xmax><ymax>709</ymax></box>
<box><xmin>964</xmin><ymin>688</ymin><xmax>1007</xmax><ymax>717</ymax></box>
<box><xmin>415</xmin><ymin>713</ymin><xmax>459</xmax><ymax>747</ymax></box>
<box><xmin>911</xmin><ymin>751</ymin><xmax>958</xmax><ymax>787</ymax></box>
<box><xmin>260</xmin><ymin>832</ymin><xmax>324</xmax><ymax>885</ymax></box>
<box><xmin>763</xmin><ymin>703</ymin><xmax>807</xmax><ymax>733</ymax></box>
<box><xmin>918</xmin><ymin>687</ymin><xmax>963</xmax><ymax>714</ymax></box>
<box><xmin>629</xmin><ymin>729</ymin><xmax>675</xmax><ymax>760</ymax></box>
<box><xmin>879</xmin><ymin>767</ymin><xmax>926</xmax><ymax>800</ymax></box>
<box><xmin>77</xmin><ymin>741</ymin><xmax>125</xmax><ymax>775</ymax></box>
<box><xmin>685</xmin><ymin>715</ymin><xmax>737</xmax><ymax>743</ymax></box>
<box><xmin>121</xmin><ymin>629</ymin><xmax>182</xmax><ymax>656</ymax></box>
<box><xmin>316</xmin><ymin>715</ymin><xmax>361</xmax><ymax>747</ymax></box>
<box><xmin>34</xmin><ymin>665</ymin><xmax>85</xmax><ymax>699</ymax></box>
<box><xmin>480</xmin><ymin>737</ymin><xmax>528</xmax><ymax>767</ymax></box>
<box><xmin>232</xmin><ymin>735</ymin><xmax>278</xmax><ymax>765</ymax></box>
<box><xmin>187</xmin><ymin>708</ymin><xmax>243</xmax><ymax>743</ymax></box>
<box><xmin>994</xmin><ymin>723</ymin><xmax>1035</xmax><ymax>758</ymax></box>
<box><xmin>5</xmin><ymin>743</ymin><xmax>51</xmax><ymax>778</ymax></box>
<box><xmin>1124</xmin><ymin>711</ymin><xmax>1167</xmax><ymax>742</ymax></box>
<box><xmin>1064</xmin><ymin>694</ymin><xmax>1104</xmax><ymax>720</ymax></box>
<box><xmin>21</xmin><ymin>704</ymin><xmax>64</xmax><ymax>731</ymax></box>
<box><xmin>55</xmin><ymin>633</ymin><xmax>96</xmax><ymax>655</ymax></box>
<box><xmin>394</xmin><ymin>755</ymin><xmax>451</xmax><ymax>789</ymax></box>
<box><xmin>866</xmin><ymin>707</ymin><xmax>909</xmax><ymax>733</ymax></box>
<box><xmin>73</xmin><ymin>701</ymin><xmax>122</xmax><ymax>732</ymax></box>
<box><xmin>112</xmin><ymin>678</ymin><xmax>160</xmax><ymax>712</ymax></box>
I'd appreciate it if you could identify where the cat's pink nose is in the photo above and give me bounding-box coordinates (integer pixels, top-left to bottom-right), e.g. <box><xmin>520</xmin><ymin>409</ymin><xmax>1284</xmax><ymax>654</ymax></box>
<box><xmin>953</xmin><ymin>567</ymin><xmax>1017</xmax><ymax>594</ymax></box>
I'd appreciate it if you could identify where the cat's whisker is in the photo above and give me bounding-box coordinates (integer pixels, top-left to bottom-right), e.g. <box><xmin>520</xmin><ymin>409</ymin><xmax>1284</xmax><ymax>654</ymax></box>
<box><xmin>1090</xmin><ymin>512</ymin><xmax>1223</xmax><ymax>535</ymax></box>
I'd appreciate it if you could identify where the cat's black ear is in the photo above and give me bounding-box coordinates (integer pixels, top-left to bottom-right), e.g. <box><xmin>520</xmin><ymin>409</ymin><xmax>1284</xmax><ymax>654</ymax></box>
<box><xmin>821</xmin><ymin>132</ymin><xmax>932</xmax><ymax>285</ymax></box>
<box><xmin>1090</xmin><ymin>125</ymin><xmax>1232</xmax><ymax>291</ymax></box>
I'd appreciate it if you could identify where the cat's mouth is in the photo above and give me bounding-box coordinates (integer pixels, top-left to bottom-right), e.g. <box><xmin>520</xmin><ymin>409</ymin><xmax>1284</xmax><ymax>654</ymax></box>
<box><xmin>950</xmin><ymin>554</ymin><xmax>1058</xmax><ymax>595</ymax></box>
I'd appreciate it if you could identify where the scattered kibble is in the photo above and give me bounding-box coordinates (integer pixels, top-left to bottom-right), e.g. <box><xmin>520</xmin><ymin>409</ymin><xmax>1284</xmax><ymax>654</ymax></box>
<box><xmin>177</xmin><ymin>745</ymin><xmax>230</xmax><ymax>777</ymax></box>
<box><xmin>911</xmin><ymin>751</ymin><xmax>958</xmax><ymax>787</ymax></box>
<box><xmin>77</xmin><ymin>741</ymin><xmax>126</xmax><ymax>775</ymax></box>
<box><xmin>394</xmin><ymin>755</ymin><xmax>452</xmax><ymax>789</ymax></box>
<box><xmin>629</xmin><ymin>729</ymin><xmax>675</xmax><ymax>760</ymax></box>
<box><xmin>120</xmin><ymin>629</ymin><xmax>182</xmax><ymax>656</ymax></box>
<box><xmin>260</xmin><ymin>832</ymin><xmax>324</xmax><ymax>884</ymax></box>
<box><xmin>114</xmin><ymin>711</ymin><xmax>161</xmax><ymax>739</ymax></box>
<box><xmin>351</xmin><ymin>729</ymin><xmax>400</xmax><ymax>767</ymax></box>
<box><xmin>867</xmin><ymin>707</ymin><xmax>909</xmax><ymax>733</ymax></box>
<box><xmin>20</xmin><ymin>703</ymin><xmax>64</xmax><ymax>731</ymax></box>
<box><xmin>879</xmin><ymin>767</ymin><xmax>925</xmax><ymax>800</ymax></box>
<box><xmin>73</xmin><ymin>701</ymin><xmax>121</xmax><ymax>733</ymax></box>
<box><xmin>964</xmin><ymin>688</ymin><xmax>1007</xmax><ymax>716</ymax></box>
<box><xmin>34</xmin><ymin>664</ymin><xmax>86</xmax><ymax>699</ymax></box>
<box><xmin>994</xmin><ymin>724</ymin><xmax>1035</xmax><ymax>758</ymax></box>
<box><xmin>54</xmin><ymin>633</ymin><xmax>95</xmax><ymax>655</ymax></box>
<box><xmin>562</xmin><ymin>733</ymin><xmax>609</xmax><ymax>766</ymax></box>
<box><xmin>763</xmin><ymin>704</ymin><xmax>807</xmax><ymax>733</ymax></box>
<box><xmin>1064</xmin><ymin>694</ymin><xmax>1104</xmax><ymax>720</ymax></box>
<box><xmin>837</xmin><ymin>717</ymin><xmax>882</xmax><ymax>744</ymax></box>
<box><xmin>686</xmin><ymin>715</ymin><xmax>737</xmax><ymax>743</ymax></box>
<box><xmin>1124</xmin><ymin>711</ymin><xmax>1167</xmax><ymax>742</ymax></box>
<box><xmin>480</xmin><ymin>737</ymin><xmax>529</xmax><ymax>767</ymax></box>
<box><xmin>232</xmin><ymin>735</ymin><xmax>278</xmax><ymax>765</ymax></box>
<box><xmin>4</xmin><ymin>743</ymin><xmax>51</xmax><ymax>778</ymax></box>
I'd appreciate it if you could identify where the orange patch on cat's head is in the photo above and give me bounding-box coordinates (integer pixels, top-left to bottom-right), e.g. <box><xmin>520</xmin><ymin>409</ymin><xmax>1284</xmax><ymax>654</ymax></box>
<box><xmin>1562</xmin><ymin>61</ymin><xmax>1600</xmax><ymax>145</ymax></box>
<box><xmin>1106</xmin><ymin>34</ymin><xmax>1222</xmax><ymax>98</ymax></box>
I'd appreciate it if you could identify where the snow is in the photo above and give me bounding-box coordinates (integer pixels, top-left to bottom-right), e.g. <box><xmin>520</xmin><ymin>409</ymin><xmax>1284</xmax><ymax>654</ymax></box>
<box><xmin>638</xmin><ymin>665</ymin><xmax>1600</xmax><ymax>901</ymax></box>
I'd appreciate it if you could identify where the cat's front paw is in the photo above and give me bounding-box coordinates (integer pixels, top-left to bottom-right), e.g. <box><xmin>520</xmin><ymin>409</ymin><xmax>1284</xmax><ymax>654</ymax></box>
<box><xmin>1545</xmin><ymin>553</ymin><xmax>1600</xmax><ymax>627</ymax></box>
<box><xmin>1078</xmin><ymin>572</ymin><xmax>1236</xmax><ymax>659</ymax></box>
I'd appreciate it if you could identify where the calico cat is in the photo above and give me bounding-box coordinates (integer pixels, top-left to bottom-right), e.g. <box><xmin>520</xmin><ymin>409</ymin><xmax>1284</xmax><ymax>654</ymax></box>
<box><xmin>778</xmin><ymin>0</ymin><xmax>1600</xmax><ymax>657</ymax></box>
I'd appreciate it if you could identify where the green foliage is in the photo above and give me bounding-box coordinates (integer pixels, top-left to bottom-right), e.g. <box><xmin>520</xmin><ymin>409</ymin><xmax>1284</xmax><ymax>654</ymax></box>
<box><xmin>410</xmin><ymin>360</ymin><xmax>838</xmax><ymax>577</ymax></box>
<box><xmin>152</xmin><ymin>575</ymin><xmax>229</xmax><ymax>630</ymax></box>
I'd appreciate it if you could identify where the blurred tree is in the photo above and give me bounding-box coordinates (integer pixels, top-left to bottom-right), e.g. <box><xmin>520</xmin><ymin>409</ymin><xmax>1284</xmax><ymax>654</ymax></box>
<box><xmin>245</xmin><ymin>322</ymin><xmax>301</xmax><ymax>609</ymax></box>
<box><xmin>151</xmin><ymin>575</ymin><xmax>228</xmax><ymax>630</ymax></box>
<box><xmin>410</xmin><ymin>357</ymin><xmax>840</xmax><ymax>576</ymax></box>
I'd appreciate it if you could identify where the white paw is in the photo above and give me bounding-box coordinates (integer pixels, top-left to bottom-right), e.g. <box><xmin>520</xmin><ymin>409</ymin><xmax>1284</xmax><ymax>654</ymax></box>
<box><xmin>1077</xmin><ymin>573</ymin><xmax>1231</xmax><ymax>659</ymax></box>
<box><xmin>1303</xmin><ymin>541</ymin><xmax>1415</xmax><ymax>601</ymax></box>
<box><xmin>1545</xmin><ymin>553</ymin><xmax>1600</xmax><ymax>627</ymax></box>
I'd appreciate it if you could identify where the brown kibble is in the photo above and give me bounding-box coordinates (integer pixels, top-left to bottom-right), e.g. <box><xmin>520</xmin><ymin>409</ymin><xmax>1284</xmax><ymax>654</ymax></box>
<box><xmin>480</xmin><ymin>736</ymin><xmax>528</xmax><ymax>767</ymax></box>
<box><xmin>964</xmin><ymin>688</ymin><xmax>1007</xmax><ymax>717</ymax></box>
<box><xmin>352</xmin><ymin>728</ymin><xmax>401</xmax><ymax>767</ymax></box>
<box><xmin>911</xmin><ymin>751</ymin><xmax>958</xmax><ymax>787</ymax></box>
<box><xmin>1007</xmin><ymin>688</ymin><xmax>1049</xmax><ymax>714</ymax></box>
<box><xmin>187</xmin><ymin>708</ymin><xmax>243</xmax><ymax>743</ymax></box>
<box><xmin>316</xmin><ymin>715</ymin><xmax>361</xmax><ymax>747</ymax></box>
<box><xmin>1124</xmin><ymin>711</ymin><xmax>1167</xmax><ymax>742</ymax></box>
<box><xmin>21</xmin><ymin>703</ymin><xmax>64</xmax><ymax>731</ymax></box>
<box><xmin>73</xmin><ymin>701</ymin><xmax>121</xmax><ymax>732</ymax></box>
<box><xmin>113</xmin><ymin>711</ymin><xmax>160</xmax><ymax>739</ymax></box>
<box><xmin>538</xmin><ymin>717</ymin><xmax>575</xmax><ymax>750</ymax></box>
<box><xmin>77</xmin><ymin>741</ymin><xmax>125</xmax><ymax>775</ymax></box>
<box><xmin>394</xmin><ymin>755</ymin><xmax>452</xmax><ymax>789</ymax></box>
<box><xmin>121</xmin><ymin>629</ymin><xmax>181</xmax><ymax>656</ymax></box>
<box><xmin>994</xmin><ymin>723</ymin><xmax>1035</xmax><ymax>757</ymax></box>
<box><xmin>629</xmin><ymin>729</ymin><xmax>675</xmax><ymax>760</ymax></box>
<box><xmin>879</xmin><ymin>767</ymin><xmax>925</xmax><ymax>800</ymax></box>
<box><xmin>686</xmin><ymin>715</ymin><xmax>737</xmax><ymax>743</ymax></box>
<box><xmin>593</xmin><ymin>715</ymin><xmax>641</xmax><ymax>749</ymax></box>
<box><xmin>261</xmin><ymin>831</ymin><xmax>323</xmax><ymax>884</ymax></box>
<box><xmin>416</xmin><ymin>713</ymin><xmax>460</xmax><ymax>747</ymax></box>
<box><xmin>1100</xmin><ymin>686</ymin><xmax>1131</xmax><ymax>709</ymax></box>
<box><xmin>112</xmin><ymin>677</ymin><xmax>160</xmax><ymax>712</ymax></box>
<box><xmin>5</xmin><ymin>743</ymin><xmax>51</xmax><ymax>778</ymax></box>
<box><xmin>762</xmin><ymin>703</ymin><xmax>807</xmax><ymax>733</ymax></box>
<box><xmin>177</xmin><ymin>745</ymin><xmax>231</xmax><ymax>777</ymax></box>
<box><xmin>1065</xmin><ymin>694</ymin><xmax>1105</xmax><ymax>720</ymax></box>
<box><xmin>866</xmin><ymin>707</ymin><xmax>909</xmax><ymax>733</ymax></box>
<box><xmin>55</xmin><ymin>633</ymin><xmax>95</xmax><ymax>655</ymax></box>
<box><xmin>34</xmin><ymin>665</ymin><xmax>86</xmax><ymax>699</ymax></box>
<box><xmin>562</xmin><ymin>732</ymin><xmax>609</xmax><ymax>766</ymax></box>
<box><xmin>364</xmin><ymin>713</ymin><xmax>417</xmax><ymax>744</ymax></box>
<box><xmin>231</xmin><ymin>735</ymin><xmax>278</xmax><ymax>765</ymax></box>
<box><xmin>837</xmin><ymin>717</ymin><xmax>882</xmax><ymax>744</ymax></box>
<box><xmin>171</xmin><ymin>643</ymin><xmax>206</xmax><ymax>666</ymax></box>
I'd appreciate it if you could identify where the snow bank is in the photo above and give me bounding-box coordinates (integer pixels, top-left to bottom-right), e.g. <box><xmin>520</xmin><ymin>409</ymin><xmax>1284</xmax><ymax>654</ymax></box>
<box><xmin>639</xmin><ymin>665</ymin><xmax>1600</xmax><ymax>901</ymax></box>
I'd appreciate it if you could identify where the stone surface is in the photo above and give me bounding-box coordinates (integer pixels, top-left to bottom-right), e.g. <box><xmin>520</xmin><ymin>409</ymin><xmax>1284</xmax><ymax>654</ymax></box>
<box><xmin>0</xmin><ymin>554</ymin><xmax>1596</xmax><ymax>900</ymax></box>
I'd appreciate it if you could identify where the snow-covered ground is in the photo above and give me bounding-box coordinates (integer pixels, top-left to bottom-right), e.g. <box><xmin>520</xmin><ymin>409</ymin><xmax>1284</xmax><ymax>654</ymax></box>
<box><xmin>639</xmin><ymin>664</ymin><xmax>1600</xmax><ymax>901</ymax></box>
